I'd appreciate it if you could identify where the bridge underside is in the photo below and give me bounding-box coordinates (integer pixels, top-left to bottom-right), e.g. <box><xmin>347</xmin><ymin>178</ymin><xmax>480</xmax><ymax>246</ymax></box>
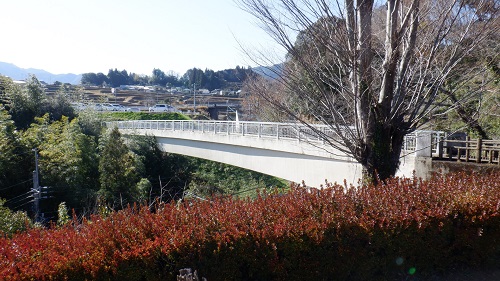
<box><xmin>156</xmin><ymin>137</ymin><xmax>363</xmax><ymax>187</ymax></box>
<box><xmin>118</xmin><ymin>126</ymin><xmax>419</xmax><ymax>187</ymax></box>
<box><xmin>121</xmin><ymin>129</ymin><xmax>365</xmax><ymax>187</ymax></box>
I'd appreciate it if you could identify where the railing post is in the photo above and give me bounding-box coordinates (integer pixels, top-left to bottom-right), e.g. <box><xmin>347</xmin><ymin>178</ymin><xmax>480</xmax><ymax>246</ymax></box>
<box><xmin>437</xmin><ymin>133</ymin><xmax>444</xmax><ymax>159</ymax></box>
<box><xmin>488</xmin><ymin>147</ymin><xmax>493</xmax><ymax>164</ymax></box>
<box><xmin>476</xmin><ymin>138</ymin><xmax>482</xmax><ymax>163</ymax></box>
<box><xmin>276</xmin><ymin>123</ymin><xmax>279</xmax><ymax>139</ymax></box>
<box><xmin>465</xmin><ymin>136</ymin><xmax>470</xmax><ymax>162</ymax></box>
<box><xmin>448</xmin><ymin>140</ymin><xmax>453</xmax><ymax>160</ymax></box>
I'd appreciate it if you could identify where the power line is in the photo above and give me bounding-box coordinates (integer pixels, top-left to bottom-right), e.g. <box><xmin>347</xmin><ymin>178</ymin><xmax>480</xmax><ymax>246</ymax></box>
<box><xmin>5</xmin><ymin>190</ymin><xmax>33</xmax><ymax>205</ymax></box>
<box><xmin>0</xmin><ymin>179</ymin><xmax>32</xmax><ymax>191</ymax></box>
<box><xmin>16</xmin><ymin>199</ymin><xmax>35</xmax><ymax>209</ymax></box>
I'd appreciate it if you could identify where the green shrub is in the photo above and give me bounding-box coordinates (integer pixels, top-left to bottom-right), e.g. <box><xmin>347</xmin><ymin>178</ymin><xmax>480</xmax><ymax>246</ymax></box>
<box><xmin>57</xmin><ymin>202</ymin><xmax>70</xmax><ymax>227</ymax></box>
<box><xmin>99</xmin><ymin>112</ymin><xmax>190</xmax><ymax>121</ymax></box>
<box><xmin>0</xmin><ymin>199</ymin><xmax>32</xmax><ymax>237</ymax></box>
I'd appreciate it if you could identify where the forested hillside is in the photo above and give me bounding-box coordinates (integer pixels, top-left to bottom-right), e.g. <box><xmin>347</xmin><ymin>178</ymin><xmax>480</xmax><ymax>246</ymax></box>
<box><xmin>0</xmin><ymin>74</ymin><xmax>285</xmax><ymax>230</ymax></box>
<box><xmin>81</xmin><ymin>66</ymin><xmax>254</xmax><ymax>91</ymax></box>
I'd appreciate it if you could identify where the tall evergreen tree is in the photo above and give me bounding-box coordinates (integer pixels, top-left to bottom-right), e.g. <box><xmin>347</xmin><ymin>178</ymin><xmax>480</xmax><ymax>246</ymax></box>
<box><xmin>98</xmin><ymin>127</ymin><xmax>140</xmax><ymax>208</ymax></box>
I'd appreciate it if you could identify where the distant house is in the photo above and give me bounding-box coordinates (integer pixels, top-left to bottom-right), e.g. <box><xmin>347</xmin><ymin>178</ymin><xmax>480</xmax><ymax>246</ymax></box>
<box><xmin>12</xmin><ymin>80</ymin><xmax>27</xmax><ymax>85</ymax></box>
<box><xmin>119</xmin><ymin>85</ymin><xmax>155</xmax><ymax>92</ymax></box>
<box><xmin>199</xmin><ymin>89</ymin><xmax>210</xmax><ymax>95</ymax></box>
<box><xmin>144</xmin><ymin>86</ymin><xmax>155</xmax><ymax>92</ymax></box>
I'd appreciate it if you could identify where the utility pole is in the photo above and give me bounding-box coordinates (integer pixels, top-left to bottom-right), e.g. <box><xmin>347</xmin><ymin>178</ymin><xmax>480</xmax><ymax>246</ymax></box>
<box><xmin>193</xmin><ymin>83</ymin><xmax>196</xmax><ymax>113</ymax></box>
<box><xmin>32</xmin><ymin>148</ymin><xmax>40</xmax><ymax>223</ymax></box>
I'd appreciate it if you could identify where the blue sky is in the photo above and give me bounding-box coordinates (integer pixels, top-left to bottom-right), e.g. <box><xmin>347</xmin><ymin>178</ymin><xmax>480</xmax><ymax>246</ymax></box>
<box><xmin>0</xmin><ymin>0</ymin><xmax>285</xmax><ymax>76</ymax></box>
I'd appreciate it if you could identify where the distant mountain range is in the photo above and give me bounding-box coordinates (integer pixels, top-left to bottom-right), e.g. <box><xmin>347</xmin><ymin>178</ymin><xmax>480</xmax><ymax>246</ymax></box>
<box><xmin>252</xmin><ymin>63</ymin><xmax>283</xmax><ymax>80</ymax></box>
<box><xmin>0</xmin><ymin>61</ymin><xmax>282</xmax><ymax>85</ymax></box>
<box><xmin>0</xmin><ymin>62</ymin><xmax>82</xmax><ymax>84</ymax></box>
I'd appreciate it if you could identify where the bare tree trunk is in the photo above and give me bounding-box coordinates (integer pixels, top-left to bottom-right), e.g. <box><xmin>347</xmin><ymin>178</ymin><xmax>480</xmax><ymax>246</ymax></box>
<box><xmin>237</xmin><ymin>0</ymin><xmax>498</xmax><ymax>183</ymax></box>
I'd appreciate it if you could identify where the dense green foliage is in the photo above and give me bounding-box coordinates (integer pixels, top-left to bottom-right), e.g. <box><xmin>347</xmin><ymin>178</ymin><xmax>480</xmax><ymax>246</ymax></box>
<box><xmin>0</xmin><ymin>75</ymin><xmax>284</xmax><ymax>223</ymax></box>
<box><xmin>0</xmin><ymin>199</ymin><xmax>32</xmax><ymax>238</ymax></box>
<box><xmin>98</xmin><ymin>127</ymin><xmax>143</xmax><ymax>208</ymax></box>
<box><xmin>0</xmin><ymin>109</ymin><xmax>32</xmax><ymax>205</ymax></box>
<box><xmin>99</xmin><ymin>111</ymin><xmax>189</xmax><ymax>121</ymax></box>
<box><xmin>1</xmin><ymin>75</ymin><xmax>75</xmax><ymax>129</ymax></box>
<box><xmin>81</xmin><ymin>66</ymin><xmax>254</xmax><ymax>90</ymax></box>
<box><xmin>429</xmin><ymin>29</ymin><xmax>500</xmax><ymax>139</ymax></box>
<box><xmin>17</xmin><ymin>114</ymin><xmax>100</xmax><ymax>216</ymax></box>
<box><xmin>0</xmin><ymin>172</ymin><xmax>498</xmax><ymax>280</ymax></box>
<box><xmin>186</xmin><ymin>158</ymin><xmax>287</xmax><ymax>198</ymax></box>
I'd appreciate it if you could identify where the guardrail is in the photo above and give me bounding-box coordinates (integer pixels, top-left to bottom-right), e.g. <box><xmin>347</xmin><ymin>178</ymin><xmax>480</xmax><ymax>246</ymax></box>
<box><xmin>107</xmin><ymin>120</ymin><xmax>339</xmax><ymax>144</ymax></box>
<box><xmin>402</xmin><ymin>130</ymin><xmax>447</xmax><ymax>156</ymax></box>
<box><xmin>106</xmin><ymin>120</ymin><xmax>448</xmax><ymax>153</ymax></box>
<box><xmin>437</xmin><ymin>137</ymin><xmax>500</xmax><ymax>164</ymax></box>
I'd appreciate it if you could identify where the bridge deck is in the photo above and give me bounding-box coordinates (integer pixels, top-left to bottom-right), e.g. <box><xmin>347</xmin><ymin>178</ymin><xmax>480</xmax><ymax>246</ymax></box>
<box><xmin>107</xmin><ymin>120</ymin><xmax>453</xmax><ymax>185</ymax></box>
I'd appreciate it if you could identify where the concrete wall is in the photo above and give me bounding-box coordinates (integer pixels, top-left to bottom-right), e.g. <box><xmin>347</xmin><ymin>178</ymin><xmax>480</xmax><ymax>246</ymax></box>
<box><xmin>425</xmin><ymin>160</ymin><xmax>500</xmax><ymax>177</ymax></box>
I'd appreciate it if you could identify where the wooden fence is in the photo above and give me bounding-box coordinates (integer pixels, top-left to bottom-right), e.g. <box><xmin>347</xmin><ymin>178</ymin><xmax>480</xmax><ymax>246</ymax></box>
<box><xmin>436</xmin><ymin>137</ymin><xmax>500</xmax><ymax>165</ymax></box>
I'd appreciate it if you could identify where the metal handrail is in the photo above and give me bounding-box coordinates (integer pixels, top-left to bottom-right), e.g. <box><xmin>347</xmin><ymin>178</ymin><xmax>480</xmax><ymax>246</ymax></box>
<box><xmin>106</xmin><ymin>120</ymin><xmax>336</xmax><ymax>143</ymax></box>
<box><xmin>106</xmin><ymin>120</ymin><xmax>446</xmax><ymax>152</ymax></box>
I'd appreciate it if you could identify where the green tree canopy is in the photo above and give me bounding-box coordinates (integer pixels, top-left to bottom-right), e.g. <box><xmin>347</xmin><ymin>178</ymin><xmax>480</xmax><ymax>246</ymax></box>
<box><xmin>0</xmin><ymin>109</ymin><xmax>32</xmax><ymax>209</ymax></box>
<box><xmin>98</xmin><ymin>127</ymin><xmax>141</xmax><ymax>208</ymax></box>
<box><xmin>81</xmin><ymin>72</ymin><xmax>108</xmax><ymax>86</ymax></box>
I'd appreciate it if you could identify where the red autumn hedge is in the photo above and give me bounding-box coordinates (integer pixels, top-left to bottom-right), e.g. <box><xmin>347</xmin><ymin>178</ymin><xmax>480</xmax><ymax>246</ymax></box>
<box><xmin>1</xmin><ymin>172</ymin><xmax>499</xmax><ymax>280</ymax></box>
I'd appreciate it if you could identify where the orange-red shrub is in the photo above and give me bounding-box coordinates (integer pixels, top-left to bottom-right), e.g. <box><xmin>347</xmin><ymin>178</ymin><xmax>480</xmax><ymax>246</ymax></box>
<box><xmin>1</xmin><ymin>172</ymin><xmax>499</xmax><ymax>280</ymax></box>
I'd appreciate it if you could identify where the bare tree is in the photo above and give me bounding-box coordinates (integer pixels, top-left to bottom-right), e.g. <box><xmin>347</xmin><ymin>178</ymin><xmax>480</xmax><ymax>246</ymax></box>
<box><xmin>433</xmin><ymin>16</ymin><xmax>499</xmax><ymax>139</ymax></box>
<box><xmin>237</xmin><ymin>0</ymin><xmax>498</xmax><ymax>182</ymax></box>
<box><xmin>241</xmin><ymin>74</ymin><xmax>319</xmax><ymax>122</ymax></box>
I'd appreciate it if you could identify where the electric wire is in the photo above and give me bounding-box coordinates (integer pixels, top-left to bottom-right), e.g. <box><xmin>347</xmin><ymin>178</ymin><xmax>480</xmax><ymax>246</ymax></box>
<box><xmin>5</xmin><ymin>190</ymin><xmax>34</xmax><ymax>204</ymax></box>
<box><xmin>0</xmin><ymin>179</ymin><xmax>32</xmax><ymax>191</ymax></box>
<box><xmin>16</xmin><ymin>199</ymin><xmax>35</xmax><ymax>209</ymax></box>
<box><xmin>6</xmin><ymin>195</ymin><xmax>33</xmax><ymax>207</ymax></box>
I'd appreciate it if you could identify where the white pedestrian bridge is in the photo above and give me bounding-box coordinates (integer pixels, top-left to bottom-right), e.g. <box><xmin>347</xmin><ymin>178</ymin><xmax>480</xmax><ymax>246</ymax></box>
<box><xmin>106</xmin><ymin>120</ymin><xmax>438</xmax><ymax>187</ymax></box>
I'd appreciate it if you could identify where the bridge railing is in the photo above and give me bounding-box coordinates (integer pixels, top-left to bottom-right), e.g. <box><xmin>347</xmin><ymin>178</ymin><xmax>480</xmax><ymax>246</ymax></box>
<box><xmin>403</xmin><ymin>131</ymin><xmax>447</xmax><ymax>156</ymax></box>
<box><xmin>107</xmin><ymin>120</ymin><xmax>339</xmax><ymax>144</ymax></box>
<box><xmin>107</xmin><ymin>120</ymin><xmax>445</xmax><ymax>153</ymax></box>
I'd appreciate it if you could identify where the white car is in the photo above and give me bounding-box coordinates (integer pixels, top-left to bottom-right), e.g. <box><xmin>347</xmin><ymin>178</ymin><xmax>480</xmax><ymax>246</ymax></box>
<box><xmin>110</xmin><ymin>104</ymin><xmax>128</xmax><ymax>111</ymax></box>
<box><xmin>126</xmin><ymin>107</ymin><xmax>141</xmax><ymax>112</ymax></box>
<box><xmin>148</xmin><ymin>104</ymin><xmax>177</xmax><ymax>112</ymax></box>
<box><xmin>101</xmin><ymin>103</ymin><xmax>115</xmax><ymax>111</ymax></box>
